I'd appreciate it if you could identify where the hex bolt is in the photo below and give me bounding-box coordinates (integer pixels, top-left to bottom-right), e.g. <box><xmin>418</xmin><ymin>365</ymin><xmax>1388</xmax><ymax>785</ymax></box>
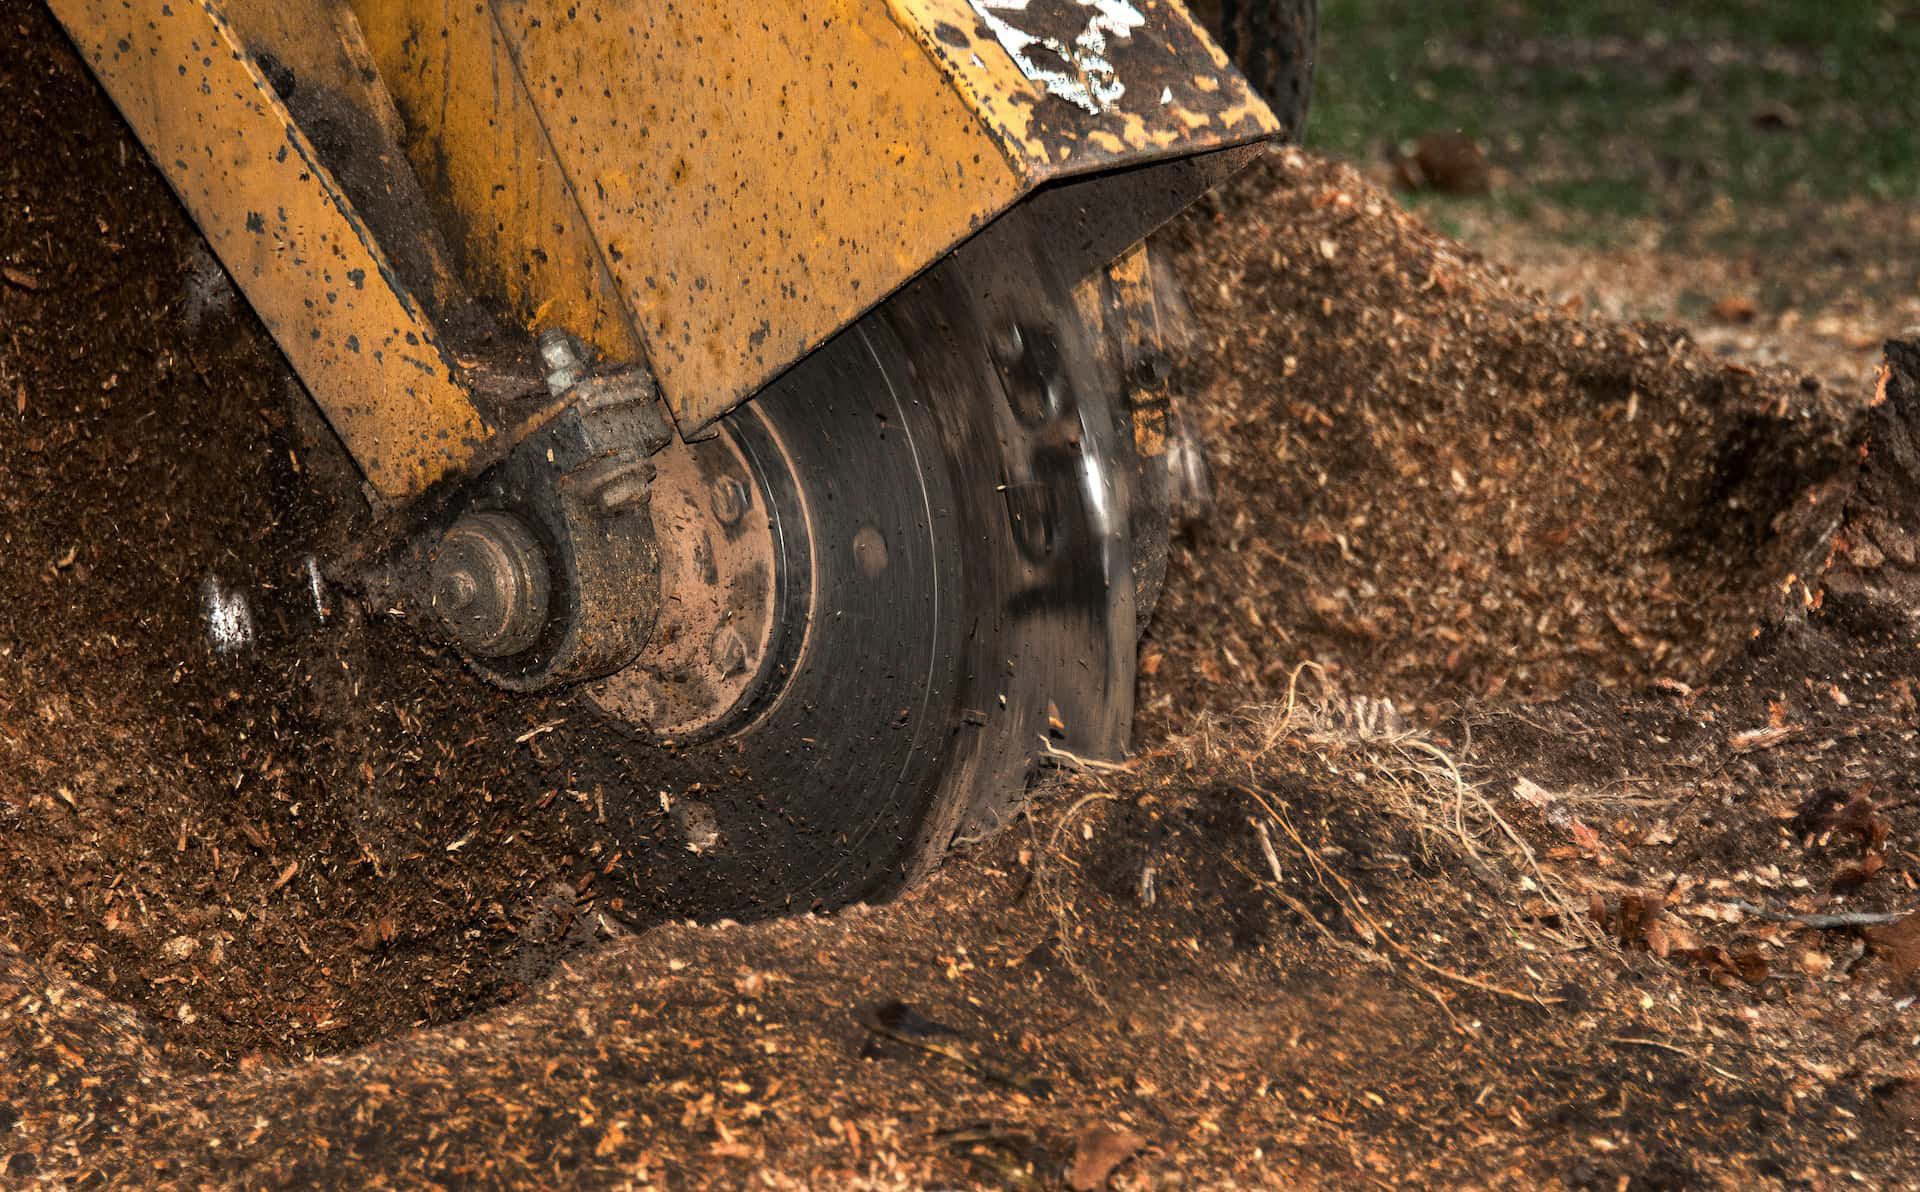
<box><xmin>537</xmin><ymin>328</ymin><xmax>585</xmax><ymax>396</ymax></box>
<box><xmin>537</xmin><ymin>328</ymin><xmax>579</xmax><ymax>371</ymax></box>
<box><xmin>708</xmin><ymin>623</ymin><xmax>750</xmax><ymax>677</ymax></box>
<box><xmin>708</xmin><ymin>476</ymin><xmax>750</xmax><ymax>526</ymax></box>
<box><xmin>597</xmin><ymin>475</ymin><xmax>650</xmax><ymax>513</ymax></box>
<box><xmin>591</xmin><ymin>458</ymin><xmax>655</xmax><ymax>515</ymax></box>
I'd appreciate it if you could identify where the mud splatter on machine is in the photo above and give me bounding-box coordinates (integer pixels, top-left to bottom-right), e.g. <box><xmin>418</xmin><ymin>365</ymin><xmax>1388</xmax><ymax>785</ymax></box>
<box><xmin>49</xmin><ymin>0</ymin><xmax>1310</xmax><ymax>900</ymax></box>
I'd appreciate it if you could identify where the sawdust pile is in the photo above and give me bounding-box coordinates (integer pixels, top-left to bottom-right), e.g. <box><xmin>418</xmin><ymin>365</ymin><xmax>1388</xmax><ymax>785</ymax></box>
<box><xmin>9</xmin><ymin>638</ymin><xmax>1918</xmax><ymax>1185</ymax></box>
<box><xmin>1142</xmin><ymin>148</ymin><xmax>1861</xmax><ymax>729</ymax></box>
<box><xmin>4</xmin><ymin>9</ymin><xmax>1919</xmax><ymax>1182</ymax></box>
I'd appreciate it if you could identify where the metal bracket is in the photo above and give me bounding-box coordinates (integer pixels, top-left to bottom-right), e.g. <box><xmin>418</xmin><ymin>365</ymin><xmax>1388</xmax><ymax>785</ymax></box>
<box><xmin>45</xmin><ymin>0</ymin><xmax>507</xmax><ymax>503</ymax></box>
<box><xmin>471</xmin><ymin>349</ymin><xmax>673</xmax><ymax>690</ymax></box>
<box><xmin>355</xmin><ymin>335</ymin><xmax>677</xmax><ymax>690</ymax></box>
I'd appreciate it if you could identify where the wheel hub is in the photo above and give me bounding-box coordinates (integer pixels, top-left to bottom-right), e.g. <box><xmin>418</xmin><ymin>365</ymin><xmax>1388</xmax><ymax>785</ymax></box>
<box><xmin>429</xmin><ymin>511</ymin><xmax>552</xmax><ymax>658</ymax></box>
<box><xmin>588</xmin><ymin>411</ymin><xmax>807</xmax><ymax>742</ymax></box>
<box><xmin>393</xmin><ymin>210</ymin><xmax>1165</xmax><ymax>908</ymax></box>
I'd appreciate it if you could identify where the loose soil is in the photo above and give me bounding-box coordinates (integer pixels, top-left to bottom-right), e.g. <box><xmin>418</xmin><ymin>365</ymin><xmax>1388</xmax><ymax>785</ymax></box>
<box><xmin>3</xmin><ymin>2</ymin><xmax>1917</xmax><ymax>1185</ymax></box>
<box><xmin>1436</xmin><ymin>197</ymin><xmax>1920</xmax><ymax>400</ymax></box>
<box><xmin>1143</xmin><ymin>150</ymin><xmax>1859</xmax><ymax>725</ymax></box>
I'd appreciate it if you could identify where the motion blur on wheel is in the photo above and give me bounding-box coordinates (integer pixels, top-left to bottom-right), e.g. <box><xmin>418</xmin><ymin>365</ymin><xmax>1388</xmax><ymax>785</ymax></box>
<box><xmin>46</xmin><ymin>0</ymin><xmax>1315</xmax><ymax>903</ymax></box>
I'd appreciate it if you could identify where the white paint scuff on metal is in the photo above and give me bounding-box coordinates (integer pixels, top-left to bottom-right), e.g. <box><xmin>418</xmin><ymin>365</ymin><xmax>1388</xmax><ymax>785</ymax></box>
<box><xmin>966</xmin><ymin>0</ymin><xmax>1146</xmax><ymax>115</ymax></box>
<box><xmin>200</xmin><ymin>575</ymin><xmax>254</xmax><ymax>654</ymax></box>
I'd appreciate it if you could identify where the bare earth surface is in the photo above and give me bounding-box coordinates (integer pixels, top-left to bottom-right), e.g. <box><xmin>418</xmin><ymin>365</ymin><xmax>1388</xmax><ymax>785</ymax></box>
<box><xmin>4</xmin><ymin>4</ymin><xmax>1919</xmax><ymax>1186</ymax></box>
<box><xmin>1439</xmin><ymin>200</ymin><xmax>1920</xmax><ymax>402</ymax></box>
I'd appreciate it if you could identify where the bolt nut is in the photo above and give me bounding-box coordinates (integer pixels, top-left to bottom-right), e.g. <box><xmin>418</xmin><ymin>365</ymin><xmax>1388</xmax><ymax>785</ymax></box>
<box><xmin>437</xmin><ymin>568</ymin><xmax>480</xmax><ymax>610</ymax></box>
<box><xmin>709</xmin><ymin>476</ymin><xmax>750</xmax><ymax>526</ymax></box>
<box><xmin>588</xmin><ymin>457</ymin><xmax>655</xmax><ymax>515</ymax></box>
<box><xmin>537</xmin><ymin>329</ymin><xmax>585</xmax><ymax>396</ymax></box>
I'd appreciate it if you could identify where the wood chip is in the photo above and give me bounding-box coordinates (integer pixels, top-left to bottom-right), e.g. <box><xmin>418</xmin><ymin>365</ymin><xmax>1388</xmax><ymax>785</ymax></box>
<box><xmin>516</xmin><ymin>719</ymin><xmax>564</xmax><ymax>745</ymax></box>
<box><xmin>1730</xmin><ymin>725</ymin><xmax>1799</xmax><ymax>753</ymax></box>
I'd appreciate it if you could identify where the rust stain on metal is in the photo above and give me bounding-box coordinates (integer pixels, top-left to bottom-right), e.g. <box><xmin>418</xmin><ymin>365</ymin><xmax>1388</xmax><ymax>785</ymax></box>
<box><xmin>46</xmin><ymin>0</ymin><xmax>489</xmax><ymax>502</ymax></box>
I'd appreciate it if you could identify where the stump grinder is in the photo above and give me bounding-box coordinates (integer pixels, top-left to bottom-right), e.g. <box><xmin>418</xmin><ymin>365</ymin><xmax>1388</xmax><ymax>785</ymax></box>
<box><xmin>48</xmin><ymin>0</ymin><xmax>1313</xmax><ymax>902</ymax></box>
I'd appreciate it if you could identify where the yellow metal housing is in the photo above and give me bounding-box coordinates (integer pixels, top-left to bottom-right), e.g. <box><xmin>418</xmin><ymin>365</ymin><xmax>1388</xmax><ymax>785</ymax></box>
<box><xmin>483</xmin><ymin>0</ymin><xmax>1029</xmax><ymax>430</ymax></box>
<box><xmin>348</xmin><ymin>0</ymin><xmax>644</xmax><ymax>364</ymax></box>
<box><xmin>462</xmin><ymin>0</ymin><xmax>1280</xmax><ymax>430</ymax></box>
<box><xmin>52</xmin><ymin>0</ymin><xmax>1277</xmax><ymax>495</ymax></box>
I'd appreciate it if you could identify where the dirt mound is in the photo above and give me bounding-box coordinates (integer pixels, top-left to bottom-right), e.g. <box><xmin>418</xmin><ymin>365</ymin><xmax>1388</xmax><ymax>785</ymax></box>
<box><xmin>1142</xmin><ymin>148</ymin><xmax>1860</xmax><ymax>727</ymax></box>
<box><xmin>0</xmin><ymin>7</ymin><xmax>608</xmax><ymax>1065</ymax></box>
<box><xmin>9</xmin><ymin>644</ymin><xmax>1918</xmax><ymax>1185</ymax></box>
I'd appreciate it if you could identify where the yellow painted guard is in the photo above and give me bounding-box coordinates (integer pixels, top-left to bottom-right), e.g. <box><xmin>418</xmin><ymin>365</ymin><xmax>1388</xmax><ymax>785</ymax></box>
<box><xmin>49</xmin><ymin>0</ymin><xmax>489</xmax><ymax>502</ymax></box>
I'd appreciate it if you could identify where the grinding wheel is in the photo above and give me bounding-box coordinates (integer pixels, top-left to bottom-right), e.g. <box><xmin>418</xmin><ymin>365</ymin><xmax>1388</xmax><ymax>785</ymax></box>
<box><xmin>585</xmin><ymin>226</ymin><xmax>1152</xmax><ymax>907</ymax></box>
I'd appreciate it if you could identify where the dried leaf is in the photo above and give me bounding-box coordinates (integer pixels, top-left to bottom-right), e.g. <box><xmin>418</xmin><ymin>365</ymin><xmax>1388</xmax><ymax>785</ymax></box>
<box><xmin>1796</xmin><ymin>949</ymin><xmax>1832</xmax><ymax>977</ymax></box>
<box><xmin>1393</xmin><ymin>132</ymin><xmax>1491</xmax><ymax>195</ymax></box>
<box><xmin>1834</xmin><ymin>793</ymin><xmax>1890</xmax><ymax>852</ymax></box>
<box><xmin>1711</xmin><ymin>295</ymin><xmax>1759</xmax><ymax>324</ymax></box>
<box><xmin>1605</xmin><ymin>892</ymin><xmax>1667</xmax><ymax>949</ymax></box>
<box><xmin>1832</xmin><ymin>851</ymin><xmax>1885</xmax><ymax>892</ymax></box>
<box><xmin>1676</xmin><ymin>945</ymin><xmax>1769</xmax><ymax>987</ymax></box>
<box><xmin>1866</xmin><ymin>913</ymin><xmax>1920</xmax><ymax>990</ymax></box>
<box><xmin>1568</xmin><ymin>819</ymin><xmax>1602</xmax><ymax>853</ymax></box>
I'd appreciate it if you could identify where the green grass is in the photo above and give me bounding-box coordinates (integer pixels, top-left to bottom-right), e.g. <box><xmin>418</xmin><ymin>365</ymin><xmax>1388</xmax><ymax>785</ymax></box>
<box><xmin>1308</xmin><ymin>0</ymin><xmax>1920</xmax><ymax>227</ymax></box>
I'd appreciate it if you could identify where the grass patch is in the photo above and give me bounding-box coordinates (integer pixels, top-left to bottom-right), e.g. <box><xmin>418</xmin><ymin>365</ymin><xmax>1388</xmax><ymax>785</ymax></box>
<box><xmin>1310</xmin><ymin>0</ymin><xmax>1920</xmax><ymax>228</ymax></box>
